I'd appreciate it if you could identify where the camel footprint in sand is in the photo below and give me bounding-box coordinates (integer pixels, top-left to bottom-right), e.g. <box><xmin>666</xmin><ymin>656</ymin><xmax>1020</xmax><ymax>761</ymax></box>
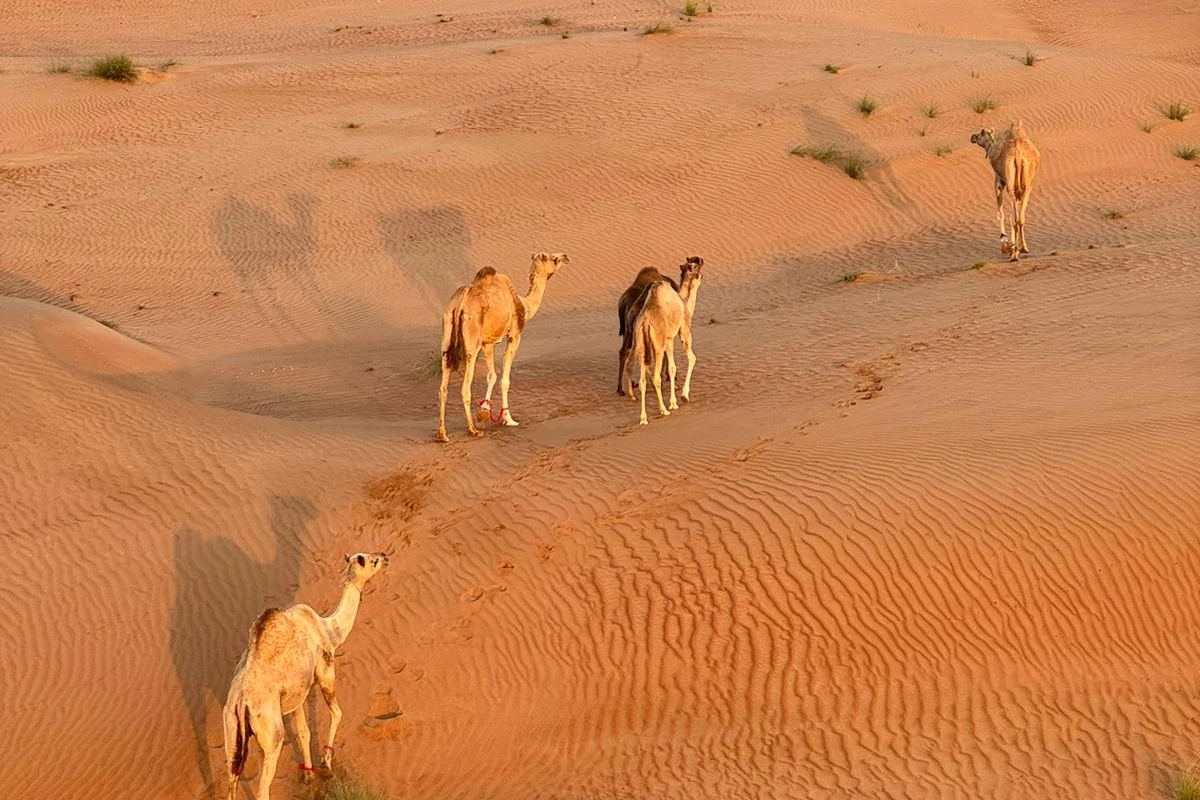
<box><xmin>222</xmin><ymin>552</ymin><xmax>389</xmax><ymax>800</ymax></box>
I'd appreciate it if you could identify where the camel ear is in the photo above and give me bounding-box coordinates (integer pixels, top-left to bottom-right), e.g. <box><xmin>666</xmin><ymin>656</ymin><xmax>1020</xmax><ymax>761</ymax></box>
<box><xmin>344</xmin><ymin>553</ymin><xmax>351</xmax><ymax>563</ymax></box>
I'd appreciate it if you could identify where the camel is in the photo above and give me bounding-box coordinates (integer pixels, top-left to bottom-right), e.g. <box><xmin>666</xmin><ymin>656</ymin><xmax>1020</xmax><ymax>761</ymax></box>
<box><xmin>436</xmin><ymin>252</ymin><xmax>569</xmax><ymax>442</ymax></box>
<box><xmin>628</xmin><ymin>259</ymin><xmax>704</xmax><ymax>424</ymax></box>
<box><xmin>223</xmin><ymin>552</ymin><xmax>389</xmax><ymax>800</ymax></box>
<box><xmin>971</xmin><ymin>121</ymin><xmax>1041</xmax><ymax>261</ymax></box>
<box><xmin>615</xmin><ymin>256</ymin><xmax>703</xmax><ymax>395</ymax></box>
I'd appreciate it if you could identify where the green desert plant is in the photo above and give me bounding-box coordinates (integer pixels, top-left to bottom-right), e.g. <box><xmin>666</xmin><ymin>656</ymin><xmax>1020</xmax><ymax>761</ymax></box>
<box><xmin>642</xmin><ymin>21</ymin><xmax>674</xmax><ymax>35</ymax></box>
<box><xmin>1174</xmin><ymin>145</ymin><xmax>1198</xmax><ymax>161</ymax></box>
<box><xmin>538</xmin><ymin>15</ymin><xmax>559</xmax><ymax>26</ymax></box>
<box><xmin>823</xmin><ymin>63</ymin><xmax>840</xmax><ymax>74</ymax></box>
<box><xmin>921</xmin><ymin>102</ymin><xmax>940</xmax><ymax>119</ymax></box>
<box><xmin>791</xmin><ymin>145</ymin><xmax>867</xmax><ymax>179</ymax></box>
<box><xmin>972</xmin><ymin>95</ymin><xmax>996</xmax><ymax>113</ymax></box>
<box><xmin>330</xmin><ymin>155</ymin><xmax>360</xmax><ymax>168</ymax></box>
<box><xmin>343</xmin><ymin>121</ymin><xmax>362</xmax><ymax>129</ymax></box>
<box><xmin>87</xmin><ymin>54</ymin><xmax>137</xmax><ymax>83</ymax></box>
<box><xmin>970</xmin><ymin>260</ymin><xmax>988</xmax><ymax>270</ymax></box>
<box><xmin>839</xmin><ymin>271</ymin><xmax>862</xmax><ymax>283</ymax></box>
<box><xmin>858</xmin><ymin>95</ymin><xmax>878</xmax><ymax>117</ymax></box>
<box><xmin>47</xmin><ymin>61</ymin><xmax>73</xmax><ymax>74</ymax></box>
<box><xmin>934</xmin><ymin>144</ymin><xmax>953</xmax><ymax>157</ymax></box>
<box><xmin>316</xmin><ymin>775</ymin><xmax>391</xmax><ymax>800</ymax></box>
<box><xmin>684</xmin><ymin>1</ymin><xmax>699</xmax><ymax>16</ymax></box>
<box><xmin>1139</xmin><ymin>121</ymin><xmax>1156</xmax><ymax>133</ymax></box>
<box><xmin>1165</xmin><ymin>99</ymin><xmax>1192</xmax><ymax>122</ymax></box>
<box><xmin>839</xmin><ymin>154</ymin><xmax>866</xmax><ymax>179</ymax></box>
<box><xmin>1177</xmin><ymin>761</ymin><xmax>1200</xmax><ymax>800</ymax></box>
<box><xmin>1103</xmin><ymin>210</ymin><xmax>1124</xmax><ymax>220</ymax></box>
<box><xmin>155</xmin><ymin>59</ymin><xmax>179</xmax><ymax>72</ymax></box>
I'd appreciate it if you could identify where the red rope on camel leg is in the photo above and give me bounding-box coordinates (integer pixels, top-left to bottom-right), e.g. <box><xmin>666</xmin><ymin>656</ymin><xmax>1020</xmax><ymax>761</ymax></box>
<box><xmin>299</xmin><ymin>764</ymin><xmax>318</xmax><ymax>773</ymax></box>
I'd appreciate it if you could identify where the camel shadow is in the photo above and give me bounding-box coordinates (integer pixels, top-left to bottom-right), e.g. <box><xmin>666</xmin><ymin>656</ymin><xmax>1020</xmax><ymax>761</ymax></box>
<box><xmin>212</xmin><ymin>193</ymin><xmax>331</xmax><ymax>340</ymax></box>
<box><xmin>170</xmin><ymin>496</ymin><xmax>315</xmax><ymax>798</ymax></box>
<box><xmin>377</xmin><ymin>205</ymin><xmax>473</xmax><ymax>321</ymax></box>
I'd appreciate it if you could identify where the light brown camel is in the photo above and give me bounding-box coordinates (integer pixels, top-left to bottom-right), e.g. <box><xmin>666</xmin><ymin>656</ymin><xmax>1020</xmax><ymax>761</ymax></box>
<box><xmin>616</xmin><ymin>256</ymin><xmax>704</xmax><ymax>395</ymax></box>
<box><xmin>629</xmin><ymin>259</ymin><xmax>703</xmax><ymax>424</ymax></box>
<box><xmin>436</xmin><ymin>252</ymin><xmax>568</xmax><ymax>442</ymax></box>
<box><xmin>223</xmin><ymin>552</ymin><xmax>389</xmax><ymax>800</ymax></box>
<box><xmin>971</xmin><ymin>120</ymin><xmax>1041</xmax><ymax>261</ymax></box>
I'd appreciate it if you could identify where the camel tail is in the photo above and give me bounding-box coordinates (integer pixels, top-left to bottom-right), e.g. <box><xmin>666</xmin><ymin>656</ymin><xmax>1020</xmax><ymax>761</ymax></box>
<box><xmin>231</xmin><ymin>702</ymin><xmax>252</xmax><ymax>779</ymax></box>
<box><xmin>444</xmin><ymin>308</ymin><xmax>467</xmax><ymax>373</ymax></box>
<box><xmin>639</xmin><ymin>320</ymin><xmax>654</xmax><ymax>367</ymax></box>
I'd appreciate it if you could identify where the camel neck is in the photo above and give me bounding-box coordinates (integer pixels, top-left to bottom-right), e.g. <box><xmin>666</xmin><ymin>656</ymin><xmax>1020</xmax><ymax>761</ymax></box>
<box><xmin>521</xmin><ymin>272</ymin><xmax>549</xmax><ymax>320</ymax></box>
<box><xmin>326</xmin><ymin>581</ymin><xmax>363</xmax><ymax>648</ymax></box>
<box><xmin>680</xmin><ymin>279</ymin><xmax>700</xmax><ymax>322</ymax></box>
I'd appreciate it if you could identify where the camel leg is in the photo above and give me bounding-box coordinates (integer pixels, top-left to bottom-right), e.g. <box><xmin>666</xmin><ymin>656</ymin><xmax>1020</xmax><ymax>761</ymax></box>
<box><xmin>666</xmin><ymin>341</ymin><xmax>679</xmax><ymax>410</ymax></box>
<box><xmin>1008</xmin><ymin>190</ymin><xmax>1021</xmax><ymax>262</ymax></box>
<box><xmin>293</xmin><ymin>702</ymin><xmax>314</xmax><ymax>782</ymax></box>
<box><xmin>436</xmin><ymin>355</ymin><xmax>452</xmax><ymax>442</ymax></box>
<box><xmin>1015</xmin><ymin>188</ymin><xmax>1031</xmax><ymax>254</ymax></box>
<box><xmin>994</xmin><ymin>178</ymin><xmax>1010</xmax><ymax>255</ymax></box>
<box><xmin>498</xmin><ymin>333</ymin><xmax>522</xmax><ymax>426</ymax></box>
<box><xmin>618</xmin><ymin>331</ymin><xmax>633</xmax><ymax>395</ymax></box>
<box><xmin>482</xmin><ymin>343</ymin><xmax>498</xmax><ymax>404</ymax></box>
<box><xmin>651</xmin><ymin>348</ymin><xmax>669</xmax><ymax>418</ymax></box>
<box><xmin>681</xmin><ymin>329</ymin><xmax>696</xmax><ymax>403</ymax></box>
<box><xmin>460</xmin><ymin>348</ymin><xmax>482</xmax><ymax>437</ymax></box>
<box><xmin>316</xmin><ymin>658</ymin><xmax>342</xmax><ymax>770</ymax></box>
<box><xmin>638</xmin><ymin>356</ymin><xmax>649</xmax><ymax>425</ymax></box>
<box><xmin>254</xmin><ymin>722</ymin><xmax>282</xmax><ymax>800</ymax></box>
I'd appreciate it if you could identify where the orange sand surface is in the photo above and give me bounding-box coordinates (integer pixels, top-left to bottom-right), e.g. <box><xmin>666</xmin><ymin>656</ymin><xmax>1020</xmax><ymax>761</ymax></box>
<box><xmin>1</xmin><ymin>2</ymin><xmax>1198</xmax><ymax>798</ymax></box>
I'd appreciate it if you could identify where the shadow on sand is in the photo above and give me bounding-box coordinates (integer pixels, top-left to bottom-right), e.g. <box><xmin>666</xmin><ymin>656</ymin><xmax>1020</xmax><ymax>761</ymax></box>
<box><xmin>170</xmin><ymin>496</ymin><xmax>316</xmax><ymax>797</ymax></box>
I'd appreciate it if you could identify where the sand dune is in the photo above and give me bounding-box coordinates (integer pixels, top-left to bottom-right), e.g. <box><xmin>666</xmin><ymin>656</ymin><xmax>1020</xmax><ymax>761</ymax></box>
<box><xmin>1</xmin><ymin>2</ymin><xmax>1198</xmax><ymax>799</ymax></box>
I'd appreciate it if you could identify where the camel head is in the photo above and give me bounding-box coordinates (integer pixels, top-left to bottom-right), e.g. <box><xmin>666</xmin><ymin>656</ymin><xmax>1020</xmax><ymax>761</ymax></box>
<box><xmin>530</xmin><ymin>252</ymin><xmax>570</xmax><ymax>283</ymax></box>
<box><xmin>678</xmin><ymin>255</ymin><xmax>704</xmax><ymax>284</ymax></box>
<box><xmin>970</xmin><ymin>127</ymin><xmax>996</xmax><ymax>151</ymax></box>
<box><xmin>342</xmin><ymin>551</ymin><xmax>389</xmax><ymax>586</ymax></box>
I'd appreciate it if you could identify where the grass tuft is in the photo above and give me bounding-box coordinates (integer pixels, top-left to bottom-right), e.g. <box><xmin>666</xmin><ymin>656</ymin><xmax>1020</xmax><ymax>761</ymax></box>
<box><xmin>934</xmin><ymin>144</ymin><xmax>953</xmax><ymax>157</ymax></box>
<box><xmin>642</xmin><ymin>21</ymin><xmax>674</xmax><ymax>35</ymax></box>
<box><xmin>972</xmin><ymin>95</ymin><xmax>996</xmax><ymax>114</ymax></box>
<box><xmin>840</xmin><ymin>154</ymin><xmax>866</xmax><ymax>179</ymax></box>
<box><xmin>1103</xmin><ymin>210</ymin><xmax>1124</xmax><ymax>220</ymax></box>
<box><xmin>155</xmin><ymin>59</ymin><xmax>179</xmax><ymax>72</ymax></box>
<box><xmin>1139</xmin><ymin>121</ymin><xmax>1156</xmax><ymax>133</ymax></box>
<box><xmin>1165</xmin><ymin>99</ymin><xmax>1191</xmax><ymax>122</ymax></box>
<box><xmin>791</xmin><ymin>145</ymin><xmax>867</xmax><ymax>179</ymax></box>
<box><xmin>858</xmin><ymin>95</ymin><xmax>878</xmax><ymax>118</ymax></box>
<box><xmin>839</xmin><ymin>271</ymin><xmax>862</xmax><ymax>283</ymax></box>
<box><xmin>823</xmin><ymin>63</ymin><xmax>840</xmax><ymax>74</ymax></box>
<box><xmin>1174</xmin><ymin>145</ymin><xmax>1198</xmax><ymax>161</ymax></box>
<box><xmin>684</xmin><ymin>1</ymin><xmax>699</xmax><ymax>16</ymax></box>
<box><xmin>538</xmin><ymin>15</ymin><xmax>560</xmax><ymax>26</ymax></box>
<box><xmin>1176</xmin><ymin>762</ymin><xmax>1200</xmax><ymax>800</ymax></box>
<box><xmin>970</xmin><ymin>261</ymin><xmax>988</xmax><ymax>270</ymax></box>
<box><xmin>330</xmin><ymin>155</ymin><xmax>360</xmax><ymax>168</ymax></box>
<box><xmin>87</xmin><ymin>54</ymin><xmax>137</xmax><ymax>83</ymax></box>
<box><xmin>1022</xmin><ymin>49</ymin><xmax>1038</xmax><ymax>67</ymax></box>
<box><xmin>343</xmin><ymin>121</ymin><xmax>362</xmax><ymax>129</ymax></box>
<box><xmin>315</xmin><ymin>775</ymin><xmax>391</xmax><ymax>800</ymax></box>
<box><xmin>47</xmin><ymin>61</ymin><xmax>74</xmax><ymax>74</ymax></box>
<box><xmin>921</xmin><ymin>102</ymin><xmax>940</xmax><ymax>119</ymax></box>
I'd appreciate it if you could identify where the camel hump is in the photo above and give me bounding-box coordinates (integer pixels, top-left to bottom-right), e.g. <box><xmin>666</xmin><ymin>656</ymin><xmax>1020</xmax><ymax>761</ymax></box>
<box><xmin>473</xmin><ymin>266</ymin><xmax>498</xmax><ymax>281</ymax></box>
<box><xmin>250</xmin><ymin>607</ymin><xmax>282</xmax><ymax>648</ymax></box>
<box><xmin>634</xmin><ymin>266</ymin><xmax>662</xmax><ymax>282</ymax></box>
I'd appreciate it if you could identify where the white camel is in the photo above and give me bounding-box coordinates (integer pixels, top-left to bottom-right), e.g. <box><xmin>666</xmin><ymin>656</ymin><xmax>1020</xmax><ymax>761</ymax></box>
<box><xmin>223</xmin><ymin>552</ymin><xmax>389</xmax><ymax>800</ymax></box>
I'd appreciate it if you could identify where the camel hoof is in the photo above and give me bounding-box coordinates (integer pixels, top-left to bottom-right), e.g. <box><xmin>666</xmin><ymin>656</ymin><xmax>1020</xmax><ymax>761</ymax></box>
<box><xmin>467</xmin><ymin>428</ymin><xmax>483</xmax><ymax>438</ymax></box>
<box><xmin>435</xmin><ymin>431</ymin><xmax>449</xmax><ymax>443</ymax></box>
<box><xmin>1019</xmin><ymin>245</ymin><xmax>1030</xmax><ymax>254</ymax></box>
<box><xmin>682</xmin><ymin>395</ymin><xmax>690</xmax><ymax>404</ymax></box>
<box><xmin>502</xmin><ymin>417</ymin><xmax>520</xmax><ymax>427</ymax></box>
<box><xmin>668</xmin><ymin>402</ymin><xmax>679</xmax><ymax>411</ymax></box>
<box><xmin>661</xmin><ymin>410</ymin><xmax>671</xmax><ymax>417</ymax></box>
<box><xmin>617</xmin><ymin>387</ymin><xmax>626</xmax><ymax>396</ymax></box>
<box><xmin>639</xmin><ymin>418</ymin><xmax>648</xmax><ymax>425</ymax></box>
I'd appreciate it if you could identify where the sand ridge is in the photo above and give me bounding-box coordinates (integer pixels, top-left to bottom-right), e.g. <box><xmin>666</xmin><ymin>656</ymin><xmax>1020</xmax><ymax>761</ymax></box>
<box><xmin>1</xmin><ymin>1</ymin><xmax>1198</xmax><ymax>799</ymax></box>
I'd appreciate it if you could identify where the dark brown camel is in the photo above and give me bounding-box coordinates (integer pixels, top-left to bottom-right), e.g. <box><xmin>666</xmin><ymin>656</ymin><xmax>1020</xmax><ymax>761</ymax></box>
<box><xmin>616</xmin><ymin>256</ymin><xmax>703</xmax><ymax>394</ymax></box>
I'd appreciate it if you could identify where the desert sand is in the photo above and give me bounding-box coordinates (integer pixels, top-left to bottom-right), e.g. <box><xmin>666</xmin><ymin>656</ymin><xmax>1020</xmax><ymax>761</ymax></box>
<box><xmin>1</xmin><ymin>1</ymin><xmax>1198</xmax><ymax>798</ymax></box>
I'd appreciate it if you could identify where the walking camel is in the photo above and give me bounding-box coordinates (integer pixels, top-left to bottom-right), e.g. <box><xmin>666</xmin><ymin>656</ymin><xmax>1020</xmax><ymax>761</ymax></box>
<box><xmin>629</xmin><ymin>258</ymin><xmax>704</xmax><ymax>424</ymax></box>
<box><xmin>223</xmin><ymin>552</ymin><xmax>390</xmax><ymax>800</ymax></box>
<box><xmin>616</xmin><ymin>256</ymin><xmax>703</xmax><ymax>394</ymax></box>
<box><xmin>971</xmin><ymin>121</ymin><xmax>1041</xmax><ymax>261</ymax></box>
<box><xmin>436</xmin><ymin>252</ymin><xmax>569</xmax><ymax>442</ymax></box>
